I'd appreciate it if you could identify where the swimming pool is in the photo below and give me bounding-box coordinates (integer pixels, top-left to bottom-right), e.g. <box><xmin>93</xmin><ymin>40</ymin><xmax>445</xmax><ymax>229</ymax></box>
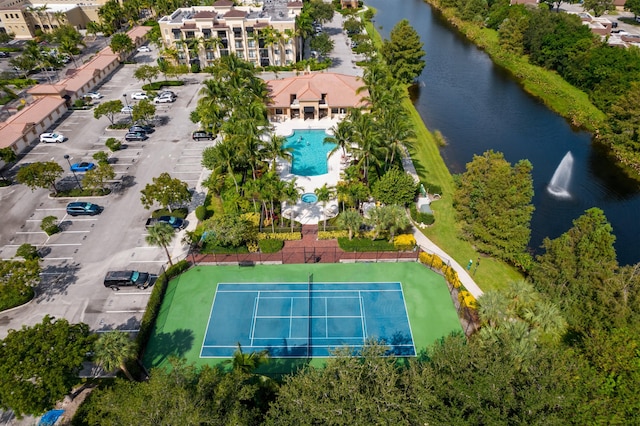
<box><xmin>283</xmin><ymin>129</ymin><xmax>336</xmax><ymax>176</ymax></box>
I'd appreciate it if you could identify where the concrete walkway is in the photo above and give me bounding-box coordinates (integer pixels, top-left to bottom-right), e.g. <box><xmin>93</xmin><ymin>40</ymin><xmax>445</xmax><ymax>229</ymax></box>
<box><xmin>412</xmin><ymin>227</ymin><xmax>483</xmax><ymax>298</ymax></box>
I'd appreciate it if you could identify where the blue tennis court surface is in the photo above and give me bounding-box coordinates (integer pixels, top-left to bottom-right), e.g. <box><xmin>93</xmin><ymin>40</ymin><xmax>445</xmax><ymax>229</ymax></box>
<box><xmin>201</xmin><ymin>282</ymin><xmax>416</xmax><ymax>357</ymax></box>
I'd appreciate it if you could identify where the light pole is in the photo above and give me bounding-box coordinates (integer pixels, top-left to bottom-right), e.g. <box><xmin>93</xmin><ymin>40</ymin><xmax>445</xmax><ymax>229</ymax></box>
<box><xmin>122</xmin><ymin>93</ymin><xmax>133</xmax><ymax>121</ymax></box>
<box><xmin>64</xmin><ymin>154</ymin><xmax>83</xmax><ymax>191</ymax></box>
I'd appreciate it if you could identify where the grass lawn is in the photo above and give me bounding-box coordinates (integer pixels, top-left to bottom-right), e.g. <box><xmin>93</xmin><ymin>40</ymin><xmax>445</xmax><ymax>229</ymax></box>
<box><xmin>143</xmin><ymin>263</ymin><xmax>461</xmax><ymax>374</ymax></box>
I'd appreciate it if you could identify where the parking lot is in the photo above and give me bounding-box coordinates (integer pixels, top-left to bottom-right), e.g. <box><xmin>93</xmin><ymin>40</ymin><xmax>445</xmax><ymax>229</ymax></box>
<box><xmin>0</xmin><ymin>51</ymin><xmax>212</xmax><ymax>337</ymax></box>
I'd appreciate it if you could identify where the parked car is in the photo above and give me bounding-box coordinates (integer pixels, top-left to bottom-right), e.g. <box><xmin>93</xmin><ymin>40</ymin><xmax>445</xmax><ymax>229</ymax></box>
<box><xmin>0</xmin><ymin>51</ymin><xmax>10</xmax><ymax>58</ymax></box>
<box><xmin>192</xmin><ymin>130</ymin><xmax>214</xmax><ymax>141</ymax></box>
<box><xmin>85</xmin><ymin>91</ymin><xmax>102</xmax><ymax>99</ymax></box>
<box><xmin>145</xmin><ymin>215</ymin><xmax>185</xmax><ymax>229</ymax></box>
<box><xmin>131</xmin><ymin>92</ymin><xmax>148</xmax><ymax>100</ymax></box>
<box><xmin>103</xmin><ymin>270</ymin><xmax>151</xmax><ymax>290</ymax></box>
<box><xmin>39</xmin><ymin>132</ymin><xmax>65</xmax><ymax>143</ymax></box>
<box><xmin>137</xmin><ymin>45</ymin><xmax>151</xmax><ymax>52</ymax></box>
<box><xmin>70</xmin><ymin>162</ymin><xmax>96</xmax><ymax>172</ymax></box>
<box><xmin>159</xmin><ymin>90</ymin><xmax>176</xmax><ymax>97</ymax></box>
<box><xmin>154</xmin><ymin>95</ymin><xmax>175</xmax><ymax>104</ymax></box>
<box><xmin>125</xmin><ymin>132</ymin><xmax>148</xmax><ymax>141</ymax></box>
<box><xmin>121</xmin><ymin>105</ymin><xmax>133</xmax><ymax>113</ymax></box>
<box><xmin>129</xmin><ymin>125</ymin><xmax>154</xmax><ymax>134</ymax></box>
<box><xmin>66</xmin><ymin>201</ymin><xmax>102</xmax><ymax>216</ymax></box>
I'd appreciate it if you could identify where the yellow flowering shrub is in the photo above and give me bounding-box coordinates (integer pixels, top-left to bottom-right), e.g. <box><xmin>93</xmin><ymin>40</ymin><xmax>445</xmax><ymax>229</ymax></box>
<box><xmin>458</xmin><ymin>290</ymin><xmax>477</xmax><ymax>310</ymax></box>
<box><xmin>241</xmin><ymin>212</ymin><xmax>260</xmax><ymax>227</ymax></box>
<box><xmin>247</xmin><ymin>241</ymin><xmax>259</xmax><ymax>253</ymax></box>
<box><xmin>393</xmin><ymin>234</ymin><xmax>416</xmax><ymax>250</ymax></box>
<box><xmin>318</xmin><ymin>230</ymin><xmax>349</xmax><ymax>240</ymax></box>
<box><xmin>419</xmin><ymin>252</ymin><xmax>444</xmax><ymax>270</ymax></box>
<box><xmin>258</xmin><ymin>232</ymin><xmax>302</xmax><ymax>241</ymax></box>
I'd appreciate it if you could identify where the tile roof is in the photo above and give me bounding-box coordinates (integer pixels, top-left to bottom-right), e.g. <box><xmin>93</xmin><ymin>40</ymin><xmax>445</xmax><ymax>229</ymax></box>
<box><xmin>213</xmin><ymin>0</ymin><xmax>233</xmax><ymax>6</ymax></box>
<box><xmin>193</xmin><ymin>11</ymin><xmax>216</xmax><ymax>18</ymax></box>
<box><xmin>224</xmin><ymin>9</ymin><xmax>247</xmax><ymax>18</ymax></box>
<box><xmin>267</xmin><ymin>73</ymin><xmax>368</xmax><ymax>108</ymax></box>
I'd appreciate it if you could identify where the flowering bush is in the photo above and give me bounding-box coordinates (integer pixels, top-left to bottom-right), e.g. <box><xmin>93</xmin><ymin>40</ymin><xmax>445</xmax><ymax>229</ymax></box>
<box><xmin>318</xmin><ymin>230</ymin><xmax>349</xmax><ymax>240</ymax></box>
<box><xmin>247</xmin><ymin>241</ymin><xmax>259</xmax><ymax>253</ymax></box>
<box><xmin>393</xmin><ymin>234</ymin><xmax>416</xmax><ymax>250</ymax></box>
<box><xmin>458</xmin><ymin>290</ymin><xmax>477</xmax><ymax>310</ymax></box>
<box><xmin>258</xmin><ymin>232</ymin><xmax>301</xmax><ymax>241</ymax></box>
<box><xmin>241</xmin><ymin>212</ymin><xmax>260</xmax><ymax>227</ymax></box>
<box><xmin>419</xmin><ymin>252</ymin><xmax>444</xmax><ymax>270</ymax></box>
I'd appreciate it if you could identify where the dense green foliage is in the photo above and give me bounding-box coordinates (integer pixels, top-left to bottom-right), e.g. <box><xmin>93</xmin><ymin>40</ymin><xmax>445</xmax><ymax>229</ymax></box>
<box><xmin>0</xmin><ymin>316</ymin><xmax>93</xmax><ymax>417</ymax></box>
<box><xmin>382</xmin><ymin>20</ymin><xmax>426</xmax><ymax>85</ymax></box>
<box><xmin>258</xmin><ymin>238</ymin><xmax>284</xmax><ymax>253</ymax></box>
<box><xmin>140</xmin><ymin>172</ymin><xmax>192</xmax><ymax>212</ymax></box>
<box><xmin>372</xmin><ymin>167</ymin><xmax>417</xmax><ymax>206</ymax></box>
<box><xmin>454</xmin><ymin>150</ymin><xmax>534</xmax><ymax>268</ymax></box>
<box><xmin>0</xmin><ymin>259</ymin><xmax>38</xmax><ymax>310</ymax></box>
<box><xmin>15</xmin><ymin>161</ymin><xmax>63</xmax><ymax>195</ymax></box>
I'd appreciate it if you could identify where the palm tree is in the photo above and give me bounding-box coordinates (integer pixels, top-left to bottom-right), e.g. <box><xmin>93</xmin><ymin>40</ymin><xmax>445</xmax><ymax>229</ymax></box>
<box><xmin>262</xmin><ymin>133</ymin><xmax>292</xmax><ymax>171</ymax></box>
<box><xmin>325</xmin><ymin>119</ymin><xmax>353</xmax><ymax>157</ymax></box>
<box><xmin>386</xmin><ymin>205</ymin><xmax>410</xmax><ymax>242</ymax></box>
<box><xmin>380</xmin><ymin>111</ymin><xmax>415</xmax><ymax>169</ymax></box>
<box><xmin>146</xmin><ymin>222</ymin><xmax>176</xmax><ymax>267</ymax></box>
<box><xmin>226</xmin><ymin>342</ymin><xmax>269</xmax><ymax>374</ymax></box>
<box><xmin>477</xmin><ymin>290</ymin><xmax>509</xmax><ymax>328</ymax></box>
<box><xmin>259</xmin><ymin>26</ymin><xmax>280</xmax><ymax>66</ymax></box>
<box><xmin>93</xmin><ymin>331</ymin><xmax>137</xmax><ymax>380</ymax></box>
<box><xmin>315</xmin><ymin>184</ymin><xmax>335</xmax><ymax>231</ymax></box>
<box><xmin>282</xmin><ymin>178</ymin><xmax>300</xmax><ymax>231</ymax></box>
<box><xmin>337</xmin><ymin>209</ymin><xmax>362</xmax><ymax>240</ymax></box>
<box><xmin>349</xmin><ymin>109</ymin><xmax>383</xmax><ymax>182</ymax></box>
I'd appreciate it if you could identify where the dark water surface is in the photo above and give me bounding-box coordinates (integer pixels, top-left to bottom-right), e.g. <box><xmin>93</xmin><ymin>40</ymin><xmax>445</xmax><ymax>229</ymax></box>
<box><xmin>366</xmin><ymin>0</ymin><xmax>640</xmax><ymax>265</ymax></box>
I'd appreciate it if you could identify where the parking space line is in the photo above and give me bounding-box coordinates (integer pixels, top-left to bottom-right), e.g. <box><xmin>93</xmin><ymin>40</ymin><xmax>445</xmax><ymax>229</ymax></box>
<box><xmin>105</xmin><ymin>309</ymin><xmax>147</xmax><ymax>313</ymax></box>
<box><xmin>35</xmin><ymin>208</ymin><xmax>66</xmax><ymax>211</ymax></box>
<box><xmin>43</xmin><ymin>257</ymin><xmax>74</xmax><ymax>260</ymax></box>
<box><xmin>60</xmin><ymin>230</ymin><xmax>90</xmax><ymax>234</ymax></box>
<box><xmin>44</xmin><ymin>243</ymin><xmax>82</xmax><ymax>246</ymax></box>
<box><xmin>16</xmin><ymin>231</ymin><xmax>46</xmax><ymax>234</ymax></box>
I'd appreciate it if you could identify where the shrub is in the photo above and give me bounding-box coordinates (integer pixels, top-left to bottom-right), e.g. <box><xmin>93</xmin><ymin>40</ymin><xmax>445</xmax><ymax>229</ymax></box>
<box><xmin>393</xmin><ymin>234</ymin><xmax>416</xmax><ymax>250</ymax></box>
<box><xmin>458</xmin><ymin>290</ymin><xmax>477</xmax><ymax>310</ymax></box>
<box><xmin>241</xmin><ymin>212</ymin><xmax>260</xmax><ymax>227</ymax></box>
<box><xmin>257</xmin><ymin>232</ymin><xmax>301</xmax><ymax>241</ymax></box>
<box><xmin>419</xmin><ymin>252</ymin><xmax>444</xmax><ymax>270</ymax></box>
<box><xmin>190</xmin><ymin>63</ymin><xmax>200</xmax><ymax>73</ymax></box>
<box><xmin>15</xmin><ymin>243</ymin><xmax>39</xmax><ymax>260</ymax></box>
<box><xmin>40</xmin><ymin>216</ymin><xmax>60</xmax><ymax>236</ymax></box>
<box><xmin>141</xmin><ymin>80</ymin><xmax>185</xmax><ymax>90</ymax></box>
<box><xmin>136</xmin><ymin>260</ymin><xmax>189</xmax><ymax>353</ymax></box>
<box><xmin>195</xmin><ymin>205</ymin><xmax>208</xmax><ymax>221</ymax></box>
<box><xmin>247</xmin><ymin>241</ymin><xmax>259</xmax><ymax>253</ymax></box>
<box><xmin>258</xmin><ymin>239</ymin><xmax>284</xmax><ymax>253</ymax></box>
<box><xmin>105</xmin><ymin>137</ymin><xmax>122</xmax><ymax>152</ymax></box>
<box><xmin>318</xmin><ymin>230</ymin><xmax>349</xmax><ymax>240</ymax></box>
<box><xmin>410</xmin><ymin>204</ymin><xmax>435</xmax><ymax>225</ymax></box>
<box><xmin>73</xmin><ymin>99</ymin><xmax>86</xmax><ymax>108</ymax></box>
<box><xmin>107</xmin><ymin>123</ymin><xmax>130</xmax><ymax>130</ymax></box>
<box><xmin>338</xmin><ymin>237</ymin><xmax>396</xmax><ymax>252</ymax></box>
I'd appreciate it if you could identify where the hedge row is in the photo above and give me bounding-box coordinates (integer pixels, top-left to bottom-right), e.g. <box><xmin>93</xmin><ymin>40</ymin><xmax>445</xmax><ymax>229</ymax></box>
<box><xmin>136</xmin><ymin>260</ymin><xmax>190</xmax><ymax>355</ymax></box>
<box><xmin>257</xmin><ymin>232</ymin><xmax>301</xmax><ymax>241</ymax></box>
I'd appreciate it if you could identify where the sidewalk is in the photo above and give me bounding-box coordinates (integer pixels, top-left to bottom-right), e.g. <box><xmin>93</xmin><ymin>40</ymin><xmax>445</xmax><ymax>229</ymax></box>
<box><xmin>412</xmin><ymin>227</ymin><xmax>484</xmax><ymax>298</ymax></box>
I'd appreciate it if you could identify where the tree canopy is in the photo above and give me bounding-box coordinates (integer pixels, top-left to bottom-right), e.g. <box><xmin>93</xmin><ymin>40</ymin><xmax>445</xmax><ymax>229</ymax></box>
<box><xmin>140</xmin><ymin>173</ymin><xmax>191</xmax><ymax>212</ymax></box>
<box><xmin>382</xmin><ymin>19</ymin><xmax>426</xmax><ymax>85</ymax></box>
<box><xmin>0</xmin><ymin>316</ymin><xmax>93</xmax><ymax>417</ymax></box>
<box><xmin>372</xmin><ymin>168</ymin><xmax>417</xmax><ymax>206</ymax></box>
<box><xmin>454</xmin><ymin>150</ymin><xmax>534</xmax><ymax>268</ymax></box>
<box><xmin>16</xmin><ymin>161</ymin><xmax>63</xmax><ymax>195</ymax></box>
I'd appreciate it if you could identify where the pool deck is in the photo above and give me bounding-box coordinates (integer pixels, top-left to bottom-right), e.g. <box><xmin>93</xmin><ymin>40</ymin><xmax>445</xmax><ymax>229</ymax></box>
<box><xmin>274</xmin><ymin>118</ymin><xmax>343</xmax><ymax>225</ymax></box>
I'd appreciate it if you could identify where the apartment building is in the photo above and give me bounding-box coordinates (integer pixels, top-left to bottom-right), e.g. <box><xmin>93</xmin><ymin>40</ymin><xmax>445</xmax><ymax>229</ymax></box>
<box><xmin>158</xmin><ymin>0</ymin><xmax>302</xmax><ymax>68</ymax></box>
<box><xmin>0</xmin><ymin>0</ymin><xmax>103</xmax><ymax>39</ymax></box>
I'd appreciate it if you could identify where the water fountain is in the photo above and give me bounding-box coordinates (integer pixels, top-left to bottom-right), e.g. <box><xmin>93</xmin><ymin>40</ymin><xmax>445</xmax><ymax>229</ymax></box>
<box><xmin>547</xmin><ymin>152</ymin><xmax>573</xmax><ymax>198</ymax></box>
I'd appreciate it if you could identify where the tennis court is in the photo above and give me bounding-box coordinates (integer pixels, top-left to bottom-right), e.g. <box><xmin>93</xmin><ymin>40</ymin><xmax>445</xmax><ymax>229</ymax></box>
<box><xmin>201</xmin><ymin>281</ymin><xmax>415</xmax><ymax>357</ymax></box>
<box><xmin>143</xmin><ymin>263</ymin><xmax>461</xmax><ymax>370</ymax></box>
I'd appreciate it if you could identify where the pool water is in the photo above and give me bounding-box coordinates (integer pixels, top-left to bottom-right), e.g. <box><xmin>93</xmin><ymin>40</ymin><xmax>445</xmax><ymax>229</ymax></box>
<box><xmin>283</xmin><ymin>129</ymin><xmax>336</xmax><ymax>176</ymax></box>
<box><xmin>301</xmin><ymin>193</ymin><xmax>318</xmax><ymax>203</ymax></box>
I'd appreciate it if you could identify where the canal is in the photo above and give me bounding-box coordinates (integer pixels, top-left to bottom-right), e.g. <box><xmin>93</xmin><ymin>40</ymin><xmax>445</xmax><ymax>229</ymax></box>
<box><xmin>365</xmin><ymin>0</ymin><xmax>640</xmax><ymax>265</ymax></box>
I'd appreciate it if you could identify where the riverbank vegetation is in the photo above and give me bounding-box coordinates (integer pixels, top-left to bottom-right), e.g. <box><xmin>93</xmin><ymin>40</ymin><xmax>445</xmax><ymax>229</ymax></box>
<box><xmin>424</xmin><ymin>0</ymin><xmax>640</xmax><ymax>179</ymax></box>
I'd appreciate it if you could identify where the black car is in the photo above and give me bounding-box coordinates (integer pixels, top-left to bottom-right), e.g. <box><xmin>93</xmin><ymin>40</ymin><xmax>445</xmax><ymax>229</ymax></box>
<box><xmin>66</xmin><ymin>201</ymin><xmax>102</xmax><ymax>216</ymax></box>
<box><xmin>192</xmin><ymin>130</ymin><xmax>214</xmax><ymax>141</ymax></box>
<box><xmin>0</xmin><ymin>52</ymin><xmax>10</xmax><ymax>58</ymax></box>
<box><xmin>129</xmin><ymin>125</ymin><xmax>154</xmax><ymax>134</ymax></box>
<box><xmin>125</xmin><ymin>132</ymin><xmax>148</xmax><ymax>141</ymax></box>
<box><xmin>103</xmin><ymin>270</ymin><xmax>150</xmax><ymax>290</ymax></box>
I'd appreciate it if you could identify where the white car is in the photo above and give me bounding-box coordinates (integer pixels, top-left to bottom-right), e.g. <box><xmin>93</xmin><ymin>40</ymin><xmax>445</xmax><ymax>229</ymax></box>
<box><xmin>137</xmin><ymin>46</ymin><xmax>151</xmax><ymax>52</ymax></box>
<box><xmin>39</xmin><ymin>132</ymin><xmax>65</xmax><ymax>143</ymax></box>
<box><xmin>131</xmin><ymin>92</ymin><xmax>148</xmax><ymax>100</ymax></box>
<box><xmin>85</xmin><ymin>91</ymin><xmax>102</xmax><ymax>99</ymax></box>
<box><xmin>154</xmin><ymin>95</ymin><xmax>175</xmax><ymax>104</ymax></box>
<box><xmin>121</xmin><ymin>105</ymin><xmax>133</xmax><ymax>113</ymax></box>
